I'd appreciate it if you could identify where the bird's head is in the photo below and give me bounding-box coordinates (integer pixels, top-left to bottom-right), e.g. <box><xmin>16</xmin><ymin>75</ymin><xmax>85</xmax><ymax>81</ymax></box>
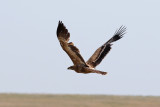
<box><xmin>67</xmin><ymin>66</ymin><xmax>75</xmax><ymax>70</ymax></box>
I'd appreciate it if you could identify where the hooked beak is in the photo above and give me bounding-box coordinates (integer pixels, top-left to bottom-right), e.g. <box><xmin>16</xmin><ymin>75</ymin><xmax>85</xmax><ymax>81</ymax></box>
<box><xmin>67</xmin><ymin>66</ymin><xmax>74</xmax><ymax>70</ymax></box>
<box><xmin>67</xmin><ymin>67</ymin><xmax>71</xmax><ymax>70</ymax></box>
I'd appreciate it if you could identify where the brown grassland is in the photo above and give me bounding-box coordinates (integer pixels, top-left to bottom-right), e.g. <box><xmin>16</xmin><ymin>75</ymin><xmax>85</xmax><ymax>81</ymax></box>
<box><xmin>0</xmin><ymin>94</ymin><xmax>160</xmax><ymax>107</ymax></box>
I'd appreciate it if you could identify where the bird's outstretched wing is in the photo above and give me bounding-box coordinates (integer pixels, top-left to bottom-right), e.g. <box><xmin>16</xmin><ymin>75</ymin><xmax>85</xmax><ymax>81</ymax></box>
<box><xmin>86</xmin><ymin>26</ymin><xmax>126</xmax><ymax>68</ymax></box>
<box><xmin>57</xmin><ymin>21</ymin><xmax>86</xmax><ymax>65</ymax></box>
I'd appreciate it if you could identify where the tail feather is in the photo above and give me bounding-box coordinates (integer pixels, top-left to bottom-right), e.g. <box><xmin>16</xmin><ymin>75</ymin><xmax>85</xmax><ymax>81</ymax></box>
<box><xmin>91</xmin><ymin>69</ymin><xmax>107</xmax><ymax>75</ymax></box>
<box><xmin>84</xmin><ymin>67</ymin><xmax>107</xmax><ymax>75</ymax></box>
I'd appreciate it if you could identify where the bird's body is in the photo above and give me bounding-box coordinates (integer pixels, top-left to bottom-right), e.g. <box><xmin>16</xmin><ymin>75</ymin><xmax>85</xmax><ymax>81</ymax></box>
<box><xmin>67</xmin><ymin>64</ymin><xmax>107</xmax><ymax>75</ymax></box>
<box><xmin>57</xmin><ymin>21</ymin><xmax>126</xmax><ymax>75</ymax></box>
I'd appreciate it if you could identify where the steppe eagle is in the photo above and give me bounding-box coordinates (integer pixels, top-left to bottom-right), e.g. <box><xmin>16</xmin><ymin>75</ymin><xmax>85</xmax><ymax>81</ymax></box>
<box><xmin>57</xmin><ymin>21</ymin><xmax>126</xmax><ymax>75</ymax></box>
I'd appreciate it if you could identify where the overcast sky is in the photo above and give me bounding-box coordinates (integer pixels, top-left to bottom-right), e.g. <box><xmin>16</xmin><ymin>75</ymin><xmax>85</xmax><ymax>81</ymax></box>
<box><xmin>0</xmin><ymin>0</ymin><xmax>160</xmax><ymax>96</ymax></box>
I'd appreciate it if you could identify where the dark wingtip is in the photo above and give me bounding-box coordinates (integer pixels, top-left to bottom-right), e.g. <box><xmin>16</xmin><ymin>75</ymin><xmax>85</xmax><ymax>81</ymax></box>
<box><xmin>56</xmin><ymin>20</ymin><xmax>65</xmax><ymax>36</ymax></box>
<box><xmin>114</xmin><ymin>25</ymin><xmax>127</xmax><ymax>38</ymax></box>
<box><xmin>106</xmin><ymin>26</ymin><xmax>126</xmax><ymax>44</ymax></box>
<box><xmin>58</xmin><ymin>20</ymin><xmax>62</xmax><ymax>25</ymax></box>
<box><xmin>56</xmin><ymin>21</ymin><xmax>70</xmax><ymax>41</ymax></box>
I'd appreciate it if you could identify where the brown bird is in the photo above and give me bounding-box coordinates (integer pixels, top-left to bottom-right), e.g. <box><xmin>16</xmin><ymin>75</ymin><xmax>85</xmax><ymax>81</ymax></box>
<box><xmin>57</xmin><ymin>21</ymin><xmax>126</xmax><ymax>75</ymax></box>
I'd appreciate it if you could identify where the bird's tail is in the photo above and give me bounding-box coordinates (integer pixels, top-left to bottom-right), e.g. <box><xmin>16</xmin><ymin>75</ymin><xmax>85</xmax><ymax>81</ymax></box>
<box><xmin>91</xmin><ymin>69</ymin><xmax>107</xmax><ymax>75</ymax></box>
<box><xmin>84</xmin><ymin>67</ymin><xmax>107</xmax><ymax>75</ymax></box>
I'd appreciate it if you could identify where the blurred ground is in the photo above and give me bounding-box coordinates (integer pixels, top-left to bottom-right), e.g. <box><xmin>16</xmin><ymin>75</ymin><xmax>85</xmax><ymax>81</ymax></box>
<box><xmin>0</xmin><ymin>94</ymin><xmax>160</xmax><ymax>107</ymax></box>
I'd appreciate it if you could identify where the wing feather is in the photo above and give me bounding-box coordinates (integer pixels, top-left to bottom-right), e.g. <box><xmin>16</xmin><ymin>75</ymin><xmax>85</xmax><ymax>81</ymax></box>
<box><xmin>57</xmin><ymin>21</ymin><xmax>86</xmax><ymax>65</ymax></box>
<box><xmin>86</xmin><ymin>26</ymin><xmax>126</xmax><ymax>68</ymax></box>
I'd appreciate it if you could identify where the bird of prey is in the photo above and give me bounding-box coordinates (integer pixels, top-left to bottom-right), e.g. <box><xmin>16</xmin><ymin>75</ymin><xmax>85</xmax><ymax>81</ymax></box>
<box><xmin>57</xmin><ymin>21</ymin><xmax>126</xmax><ymax>75</ymax></box>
